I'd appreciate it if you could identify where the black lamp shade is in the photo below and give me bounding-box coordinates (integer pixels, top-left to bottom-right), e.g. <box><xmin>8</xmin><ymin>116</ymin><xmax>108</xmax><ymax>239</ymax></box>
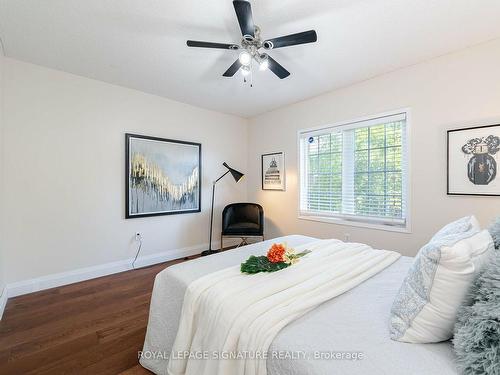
<box><xmin>223</xmin><ymin>162</ymin><xmax>244</xmax><ymax>182</ymax></box>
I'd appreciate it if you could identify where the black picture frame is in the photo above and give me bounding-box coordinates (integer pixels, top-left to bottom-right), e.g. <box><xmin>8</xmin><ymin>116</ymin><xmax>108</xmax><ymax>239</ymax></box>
<box><xmin>125</xmin><ymin>133</ymin><xmax>202</xmax><ymax>218</ymax></box>
<box><xmin>447</xmin><ymin>123</ymin><xmax>500</xmax><ymax>196</ymax></box>
<box><xmin>261</xmin><ymin>151</ymin><xmax>286</xmax><ymax>191</ymax></box>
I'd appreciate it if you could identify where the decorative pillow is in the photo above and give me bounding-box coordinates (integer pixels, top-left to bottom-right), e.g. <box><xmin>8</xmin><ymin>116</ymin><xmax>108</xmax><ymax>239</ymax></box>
<box><xmin>488</xmin><ymin>216</ymin><xmax>500</xmax><ymax>250</ymax></box>
<box><xmin>453</xmin><ymin>250</ymin><xmax>499</xmax><ymax>375</ymax></box>
<box><xmin>431</xmin><ymin>215</ymin><xmax>481</xmax><ymax>241</ymax></box>
<box><xmin>390</xmin><ymin>216</ymin><xmax>494</xmax><ymax>343</ymax></box>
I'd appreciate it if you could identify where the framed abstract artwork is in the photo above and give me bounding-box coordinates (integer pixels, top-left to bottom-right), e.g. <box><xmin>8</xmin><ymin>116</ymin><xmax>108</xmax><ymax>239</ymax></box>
<box><xmin>447</xmin><ymin>124</ymin><xmax>500</xmax><ymax>196</ymax></box>
<box><xmin>261</xmin><ymin>152</ymin><xmax>285</xmax><ymax>191</ymax></box>
<box><xmin>125</xmin><ymin>133</ymin><xmax>201</xmax><ymax>218</ymax></box>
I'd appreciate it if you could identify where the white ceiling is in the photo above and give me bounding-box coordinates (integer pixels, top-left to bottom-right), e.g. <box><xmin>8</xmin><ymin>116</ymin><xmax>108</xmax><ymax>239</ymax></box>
<box><xmin>1</xmin><ymin>1</ymin><xmax>500</xmax><ymax>117</ymax></box>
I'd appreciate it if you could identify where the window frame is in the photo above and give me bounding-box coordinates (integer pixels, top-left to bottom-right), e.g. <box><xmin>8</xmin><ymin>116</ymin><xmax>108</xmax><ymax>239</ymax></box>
<box><xmin>297</xmin><ymin>109</ymin><xmax>411</xmax><ymax>233</ymax></box>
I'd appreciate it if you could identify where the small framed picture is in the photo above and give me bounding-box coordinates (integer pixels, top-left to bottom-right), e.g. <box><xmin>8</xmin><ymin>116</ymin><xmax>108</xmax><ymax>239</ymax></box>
<box><xmin>447</xmin><ymin>124</ymin><xmax>500</xmax><ymax>196</ymax></box>
<box><xmin>261</xmin><ymin>152</ymin><xmax>285</xmax><ymax>191</ymax></box>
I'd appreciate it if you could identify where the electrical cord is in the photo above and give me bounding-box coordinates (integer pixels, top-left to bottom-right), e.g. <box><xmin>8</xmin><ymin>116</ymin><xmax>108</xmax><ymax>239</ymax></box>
<box><xmin>132</xmin><ymin>237</ymin><xmax>142</xmax><ymax>270</ymax></box>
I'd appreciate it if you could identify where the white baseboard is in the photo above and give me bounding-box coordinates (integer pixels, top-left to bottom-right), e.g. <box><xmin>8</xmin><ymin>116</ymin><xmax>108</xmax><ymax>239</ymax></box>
<box><xmin>0</xmin><ymin>239</ymin><xmax>240</xmax><ymax>319</ymax></box>
<box><xmin>0</xmin><ymin>287</ymin><xmax>7</xmax><ymax>320</ymax></box>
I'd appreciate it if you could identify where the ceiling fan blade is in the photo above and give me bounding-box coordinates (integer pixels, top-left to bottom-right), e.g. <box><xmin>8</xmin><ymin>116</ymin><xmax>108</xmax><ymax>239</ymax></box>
<box><xmin>233</xmin><ymin>0</ymin><xmax>255</xmax><ymax>38</ymax></box>
<box><xmin>223</xmin><ymin>59</ymin><xmax>243</xmax><ymax>77</ymax></box>
<box><xmin>263</xmin><ymin>30</ymin><xmax>317</xmax><ymax>49</ymax></box>
<box><xmin>187</xmin><ymin>40</ymin><xmax>239</xmax><ymax>50</ymax></box>
<box><xmin>266</xmin><ymin>55</ymin><xmax>290</xmax><ymax>79</ymax></box>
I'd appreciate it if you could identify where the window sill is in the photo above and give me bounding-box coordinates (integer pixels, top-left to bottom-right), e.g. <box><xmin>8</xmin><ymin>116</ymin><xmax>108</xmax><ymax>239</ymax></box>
<box><xmin>297</xmin><ymin>215</ymin><xmax>411</xmax><ymax>233</ymax></box>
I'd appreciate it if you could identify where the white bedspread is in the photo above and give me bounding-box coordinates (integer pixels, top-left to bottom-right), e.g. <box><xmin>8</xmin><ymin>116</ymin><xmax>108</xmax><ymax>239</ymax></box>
<box><xmin>167</xmin><ymin>239</ymin><xmax>400</xmax><ymax>375</ymax></box>
<box><xmin>141</xmin><ymin>235</ymin><xmax>457</xmax><ymax>375</ymax></box>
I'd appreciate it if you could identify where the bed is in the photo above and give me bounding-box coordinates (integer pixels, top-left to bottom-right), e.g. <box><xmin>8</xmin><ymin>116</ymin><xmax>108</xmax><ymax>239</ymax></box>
<box><xmin>140</xmin><ymin>235</ymin><xmax>457</xmax><ymax>375</ymax></box>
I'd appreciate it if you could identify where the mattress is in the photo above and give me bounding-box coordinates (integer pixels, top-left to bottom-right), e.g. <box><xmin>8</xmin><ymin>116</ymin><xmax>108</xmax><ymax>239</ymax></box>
<box><xmin>140</xmin><ymin>235</ymin><xmax>457</xmax><ymax>375</ymax></box>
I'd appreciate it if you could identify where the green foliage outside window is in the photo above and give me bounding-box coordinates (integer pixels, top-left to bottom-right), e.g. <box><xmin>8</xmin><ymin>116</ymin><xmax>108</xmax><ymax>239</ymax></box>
<box><xmin>305</xmin><ymin>121</ymin><xmax>404</xmax><ymax>219</ymax></box>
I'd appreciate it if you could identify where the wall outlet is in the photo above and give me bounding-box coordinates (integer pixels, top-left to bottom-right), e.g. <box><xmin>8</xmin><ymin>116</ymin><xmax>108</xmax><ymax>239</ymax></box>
<box><xmin>344</xmin><ymin>233</ymin><xmax>350</xmax><ymax>242</ymax></box>
<box><xmin>135</xmin><ymin>232</ymin><xmax>142</xmax><ymax>241</ymax></box>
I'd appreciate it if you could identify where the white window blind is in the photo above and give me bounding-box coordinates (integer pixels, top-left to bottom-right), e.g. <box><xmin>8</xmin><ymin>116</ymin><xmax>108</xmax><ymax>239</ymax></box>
<box><xmin>299</xmin><ymin>112</ymin><xmax>408</xmax><ymax>228</ymax></box>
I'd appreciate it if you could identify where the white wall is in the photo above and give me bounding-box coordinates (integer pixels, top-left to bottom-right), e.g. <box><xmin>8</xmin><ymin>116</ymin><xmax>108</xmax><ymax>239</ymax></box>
<box><xmin>3</xmin><ymin>38</ymin><xmax>500</xmax><ymax>289</ymax></box>
<box><xmin>247</xmin><ymin>39</ymin><xmax>500</xmax><ymax>256</ymax></box>
<box><xmin>2</xmin><ymin>58</ymin><xmax>248</xmax><ymax>284</ymax></box>
<box><xmin>0</xmin><ymin>47</ymin><xmax>5</xmax><ymax>298</ymax></box>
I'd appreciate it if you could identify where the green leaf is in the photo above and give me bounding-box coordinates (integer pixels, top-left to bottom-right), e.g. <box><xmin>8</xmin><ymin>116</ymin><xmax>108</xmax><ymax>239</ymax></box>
<box><xmin>240</xmin><ymin>256</ymin><xmax>290</xmax><ymax>274</ymax></box>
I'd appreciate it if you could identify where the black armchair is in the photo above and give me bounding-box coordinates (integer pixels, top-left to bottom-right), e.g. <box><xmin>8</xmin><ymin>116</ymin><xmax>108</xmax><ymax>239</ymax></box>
<box><xmin>221</xmin><ymin>203</ymin><xmax>264</xmax><ymax>249</ymax></box>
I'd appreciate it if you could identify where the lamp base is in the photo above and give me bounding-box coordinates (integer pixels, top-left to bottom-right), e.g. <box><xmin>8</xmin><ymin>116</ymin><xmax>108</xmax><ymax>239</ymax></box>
<box><xmin>201</xmin><ymin>249</ymin><xmax>220</xmax><ymax>257</ymax></box>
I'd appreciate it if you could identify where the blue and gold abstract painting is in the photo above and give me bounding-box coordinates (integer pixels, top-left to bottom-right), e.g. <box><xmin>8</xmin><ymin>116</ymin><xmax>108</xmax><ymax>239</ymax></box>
<box><xmin>126</xmin><ymin>134</ymin><xmax>201</xmax><ymax>218</ymax></box>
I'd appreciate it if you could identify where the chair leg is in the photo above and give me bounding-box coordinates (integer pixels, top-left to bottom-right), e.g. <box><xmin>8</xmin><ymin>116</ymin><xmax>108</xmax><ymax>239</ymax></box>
<box><xmin>221</xmin><ymin>234</ymin><xmax>223</xmax><ymax>251</ymax></box>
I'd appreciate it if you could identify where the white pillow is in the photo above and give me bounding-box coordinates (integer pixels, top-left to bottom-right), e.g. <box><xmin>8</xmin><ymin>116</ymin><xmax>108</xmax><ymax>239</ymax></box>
<box><xmin>389</xmin><ymin>216</ymin><xmax>494</xmax><ymax>343</ymax></box>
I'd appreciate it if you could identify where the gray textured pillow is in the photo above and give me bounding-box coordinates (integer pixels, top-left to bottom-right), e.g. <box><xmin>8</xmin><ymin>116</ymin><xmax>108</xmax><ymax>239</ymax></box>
<box><xmin>453</xmin><ymin>250</ymin><xmax>500</xmax><ymax>375</ymax></box>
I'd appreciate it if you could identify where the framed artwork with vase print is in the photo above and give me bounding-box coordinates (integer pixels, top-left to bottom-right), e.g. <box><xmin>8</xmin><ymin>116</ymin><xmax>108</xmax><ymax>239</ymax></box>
<box><xmin>447</xmin><ymin>124</ymin><xmax>500</xmax><ymax>196</ymax></box>
<box><xmin>261</xmin><ymin>152</ymin><xmax>285</xmax><ymax>191</ymax></box>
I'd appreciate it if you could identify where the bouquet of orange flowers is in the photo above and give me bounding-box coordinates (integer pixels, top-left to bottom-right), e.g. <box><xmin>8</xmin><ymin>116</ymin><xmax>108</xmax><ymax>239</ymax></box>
<box><xmin>240</xmin><ymin>243</ymin><xmax>310</xmax><ymax>274</ymax></box>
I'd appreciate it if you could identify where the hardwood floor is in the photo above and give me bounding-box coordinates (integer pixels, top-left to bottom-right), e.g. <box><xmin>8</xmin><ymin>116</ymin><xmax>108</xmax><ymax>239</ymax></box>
<box><xmin>0</xmin><ymin>255</ymin><xmax>197</xmax><ymax>374</ymax></box>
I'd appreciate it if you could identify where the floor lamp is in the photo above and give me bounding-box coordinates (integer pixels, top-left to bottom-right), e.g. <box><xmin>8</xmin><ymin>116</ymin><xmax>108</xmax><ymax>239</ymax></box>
<box><xmin>201</xmin><ymin>162</ymin><xmax>244</xmax><ymax>256</ymax></box>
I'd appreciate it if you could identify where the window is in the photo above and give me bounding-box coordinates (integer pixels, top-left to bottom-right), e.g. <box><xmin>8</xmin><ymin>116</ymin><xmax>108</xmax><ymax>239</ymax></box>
<box><xmin>299</xmin><ymin>112</ymin><xmax>409</xmax><ymax>230</ymax></box>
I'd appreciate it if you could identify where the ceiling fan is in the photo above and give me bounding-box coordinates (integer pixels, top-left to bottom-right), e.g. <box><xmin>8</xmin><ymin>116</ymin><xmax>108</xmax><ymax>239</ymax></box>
<box><xmin>186</xmin><ymin>0</ymin><xmax>317</xmax><ymax>80</ymax></box>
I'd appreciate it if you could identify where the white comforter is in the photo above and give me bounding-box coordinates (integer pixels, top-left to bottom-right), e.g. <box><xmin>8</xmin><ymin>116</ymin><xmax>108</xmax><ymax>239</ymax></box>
<box><xmin>167</xmin><ymin>239</ymin><xmax>400</xmax><ymax>375</ymax></box>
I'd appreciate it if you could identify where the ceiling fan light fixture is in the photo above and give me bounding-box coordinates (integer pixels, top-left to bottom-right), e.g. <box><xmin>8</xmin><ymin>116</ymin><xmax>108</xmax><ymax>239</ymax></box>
<box><xmin>239</xmin><ymin>51</ymin><xmax>252</xmax><ymax>66</ymax></box>
<box><xmin>186</xmin><ymin>1</ymin><xmax>317</xmax><ymax>81</ymax></box>
<box><xmin>241</xmin><ymin>65</ymin><xmax>251</xmax><ymax>76</ymax></box>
